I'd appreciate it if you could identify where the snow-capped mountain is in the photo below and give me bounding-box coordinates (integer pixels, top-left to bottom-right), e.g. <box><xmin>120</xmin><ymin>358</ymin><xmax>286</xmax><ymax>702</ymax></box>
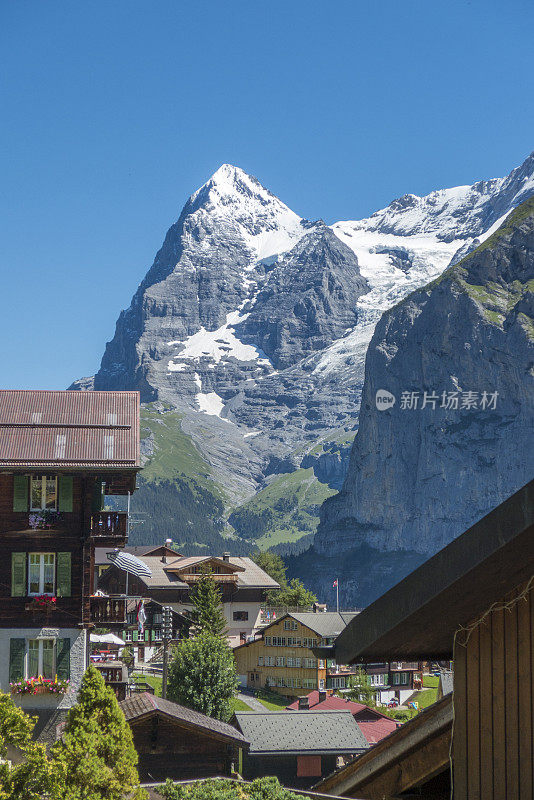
<box><xmin>73</xmin><ymin>152</ymin><xmax>534</xmax><ymax>547</ymax></box>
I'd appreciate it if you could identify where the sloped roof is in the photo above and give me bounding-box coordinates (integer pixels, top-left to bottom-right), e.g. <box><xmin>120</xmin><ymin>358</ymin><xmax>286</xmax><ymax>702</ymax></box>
<box><xmin>285</xmin><ymin>691</ymin><xmax>394</xmax><ymax>721</ymax></box>
<box><xmin>233</xmin><ymin>711</ymin><xmax>368</xmax><ymax>755</ymax></box>
<box><xmin>284</xmin><ymin>612</ymin><xmax>360</xmax><ymax>638</ymax></box>
<box><xmin>94</xmin><ymin>545</ymin><xmax>182</xmax><ymax>566</ymax></box>
<box><xmin>101</xmin><ymin>553</ymin><xmax>279</xmax><ymax>590</ymax></box>
<box><xmin>167</xmin><ymin>556</ymin><xmax>246</xmax><ymax>573</ymax></box>
<box><xmin>120</xmin><ymin>693</ymin><xmax>248</xmax><ymax>746</ymax></box>
<box><xmin>0</xmin><ymin>390</ymin><xmax>140</xmax><ymax>469</ymax></box>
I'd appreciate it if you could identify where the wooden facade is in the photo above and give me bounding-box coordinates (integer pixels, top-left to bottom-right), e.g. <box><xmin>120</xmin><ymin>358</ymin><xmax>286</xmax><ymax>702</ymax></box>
<box><xmin>234</xmin><ymin>617</ymin><xmax>330</xmax><ymax>697</ymax></box>
<box><xmin>453</xmin><ymin>578</ymin><xmax>534</xmax><ymax>800</ymax></box>
<box><xmin>120</xmin><ymin>693</ymin><xmax>247</xmax><ymax>782</ymax></box>
<box><xmin>0</xmin><ymin>390</ymin><xmax>140</xmax><ymax>722</ymax></box>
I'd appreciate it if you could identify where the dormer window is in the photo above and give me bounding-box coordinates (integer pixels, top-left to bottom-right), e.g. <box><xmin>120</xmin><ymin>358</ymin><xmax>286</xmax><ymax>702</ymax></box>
<box><xmin>30</xmin><ymin>475</ymin><xmax>57</xmax><ymax>511</ymax></box>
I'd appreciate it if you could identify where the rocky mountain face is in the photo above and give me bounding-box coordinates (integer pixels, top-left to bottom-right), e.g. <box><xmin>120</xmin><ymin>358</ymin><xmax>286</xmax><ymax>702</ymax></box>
<box><xmin>303</xmin><ymin>197</ymin><xmax>534</xmax><ymax>606</ymax></box>
<box><xmin>72</xmin><ymin>154</ymin><xmax>534</xmax><ymax>557</ymax></box>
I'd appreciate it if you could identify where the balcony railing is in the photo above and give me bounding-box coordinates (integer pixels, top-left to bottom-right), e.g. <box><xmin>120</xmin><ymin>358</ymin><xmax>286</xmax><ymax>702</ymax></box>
<box><xmin>178</xmin><ymin>572</ymin><xmax>238</xmax><ymax>584</ymax></box>
<box><xmin>90</xmin><ymin>512</ymin><xmax>127</xmax><ymax>538</ymax></box>
<box><xmin>90</xmin><ymin>596</ymin><xmax>126</xmax><ymax>625</ymax></box>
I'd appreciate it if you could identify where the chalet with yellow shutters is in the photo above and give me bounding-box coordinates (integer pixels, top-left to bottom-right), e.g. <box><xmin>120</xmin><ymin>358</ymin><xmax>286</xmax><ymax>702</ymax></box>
<box><xmin>233</xmin><ymin>610</ymin><xmax>358</xmax><ymax>697</ymax></box>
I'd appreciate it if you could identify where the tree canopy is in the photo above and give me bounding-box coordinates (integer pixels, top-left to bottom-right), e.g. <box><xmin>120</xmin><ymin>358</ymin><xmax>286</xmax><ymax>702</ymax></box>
<box><xmin>344</xmin><ymin>667</ymin><xmax>377</xmax><ymax>707</ymax></box>
<box><xmin>252</xmin><ymin>552</ymin><xmax>317</xmax><ymax>608</ymax></box>
<box><xmin>167</xmin><ymin>632</ymin><xmax>238</xmax><ymax>721</ymax></box>
<box><xmin>157</xmin><ymin>776</ymin><xmax>311</xmax><ymax>800</ymax></box>
<box><xmin>52</xmin><ymin>665</ymin><xmax>144</xmax><ymax>800</ymax></box>
<box><xmin>252</xmin><ymin>552</ymin><xmax>288</xmax><ymax>589</ymax></box>
<box><xmin>190</xmin><ymin>570</ymin><xmax>227</xmax><ymax>637</ymax></box>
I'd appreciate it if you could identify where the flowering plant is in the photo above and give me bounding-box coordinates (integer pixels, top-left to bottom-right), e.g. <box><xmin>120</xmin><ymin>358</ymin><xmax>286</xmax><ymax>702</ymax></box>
<box><xmin>29</xmin><ymin>510</ymin><xmax>61</xmax><ymax>529</ymax></box>
<box><xmin>10</xmin><ymin>675</ymin><xmax>69</xmax><ymax>695</ymax></box>
<box><xmin>32</xmin><ymin>594</ymin><xmax>57</xmax><ymax>607</ymax></box>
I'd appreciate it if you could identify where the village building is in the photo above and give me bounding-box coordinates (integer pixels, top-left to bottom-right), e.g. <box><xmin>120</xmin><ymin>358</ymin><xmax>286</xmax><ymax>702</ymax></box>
<box><xmin>233</xmin><ymin>710</ymin><xmax>368</xmax><ymax>789</ymax></box>
<box><xmin>0</xmin><ymin>390</ymin><xmax>140</xmax><ymax>740</ymax></box>
<box><xmin>285</xmin><ymin>691</ymin><xmax>398</xmax><ymax>746</ymax></box>
<box><xmin>123</xmin><ymin>598</ymin><xmax>191</xmax><ymax>664</ymax></box>
<box><xmin>120</xmin><ymin>692</ymin><xmax>249</xmax><ymax>781</ymax></box>
<box><xmin>98</xmin><ymin>552</ymin><xmax>279</xmax><ymax>647</ymax></box>
<box><xmin>233</xmin><ymin>611</ymin><xmax>358</xmax><ymax>697</ymax></box>
<box><xmin>315</xmin><ymin>479</ymin><xmax>534</xmax><ymax>800</ymax></box>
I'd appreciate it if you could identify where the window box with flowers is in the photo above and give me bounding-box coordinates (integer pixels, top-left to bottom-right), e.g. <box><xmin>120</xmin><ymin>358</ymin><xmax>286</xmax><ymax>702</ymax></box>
<box><xmin>25</xmin><ymin>595</ymin><xmax>57</xmax><ymax>613</ymax></box>
<box><xmin>10</xmin><ymin>675</ymin><xmax>69</xmax><ymax>695</ymax></box>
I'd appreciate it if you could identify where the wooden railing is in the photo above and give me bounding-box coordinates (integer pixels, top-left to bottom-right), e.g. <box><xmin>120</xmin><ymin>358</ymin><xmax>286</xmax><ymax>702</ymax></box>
<box><xmin>90</xmin><ymin>596</ymin><xmax>126</xmax><ymax>625</ymax></box>
<box><xmin>178</xmin><ymin>572</ymin><xmax>238</xmax><ymax>584</ymax></box>
<box><xmin>90</xmin><ymin>512</ymin><xmax>127</xmax><ymax>537</ymax></box>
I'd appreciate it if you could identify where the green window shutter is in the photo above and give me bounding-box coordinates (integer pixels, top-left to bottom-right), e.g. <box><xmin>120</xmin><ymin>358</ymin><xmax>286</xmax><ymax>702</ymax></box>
<box><xmin>13</xmin><ymin>475</ymin><xmax>28</xmax><ymax>512</ymax></box>
<box><xmin>91</xmin><ymin>480</ymin><xmax>104</xmax><ymax>513</ymax></box>
<box><xmin>11</xmin><ymin>553</ymin><xmax>26</xmax><ymax>597</ymax></box>
<box><xmin>9</xmin><ymin>639</ymin><xmax>26</xmax><ymax>683</ymax></box>
<box><xmin>145</xmin><ymin>629</ymin><xmax>149</xmax><ymax>642</ymax></box>
<box><xmin>56</xmin><ymin>637</ymin><xmax>70</xmax><ymax>680</ymax></box>
<box><xmin>56</xmin><ymin>552</ymin><xmax>71</xmax><ymax>597</ymax></box>
<box><xmin>58</xmin><ymin>476</ymin><xmax>73</xmax><ymax>512</ymax></box>
<box><xmin>132</xmin><ymin>630</ymin><xmax>138</xmax><ymax>642</ymax></box>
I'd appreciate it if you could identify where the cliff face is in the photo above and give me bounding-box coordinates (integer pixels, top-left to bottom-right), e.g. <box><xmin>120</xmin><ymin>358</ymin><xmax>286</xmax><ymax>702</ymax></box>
<box><xmin>314</xmin><ymin>199</ymin><xmax>534</xmax><ymax>571</ymax></box>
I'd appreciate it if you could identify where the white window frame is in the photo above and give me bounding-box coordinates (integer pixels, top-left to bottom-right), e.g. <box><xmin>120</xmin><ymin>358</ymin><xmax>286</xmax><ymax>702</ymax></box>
<box><xmin>30</xmin><ymin>475</ymin><xmax>58</xmax><ymax>511</ymax></box>
<box><xmin>258</xmin><ymin>656</ymin><xmax>264</xmax><ymax>666</ymax></box>
<box><xmin>124</xmin><ymin>630</ymin><xmax>132</xmax><ymax>642</ymax></box>
<box><xmin>153</xmin><ymin>628</ymin><xmax>162</xmax><ymax>641</ymax></box>
<box><xmin>28</xmin><ymin>553</ymin><xmax>55</xmax><ymax>596</ymax></box>
<box><xmin>27</xmin><ymin>638</ymin><xmax>55</xmax><ymax>679</ymax></box>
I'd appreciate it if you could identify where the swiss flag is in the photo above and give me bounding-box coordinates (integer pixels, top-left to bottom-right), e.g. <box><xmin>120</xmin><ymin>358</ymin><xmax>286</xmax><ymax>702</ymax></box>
<box><xmin>333</xmin><ymin>579</ymin><xmax>338</xmax><ymax>587</ymax></box>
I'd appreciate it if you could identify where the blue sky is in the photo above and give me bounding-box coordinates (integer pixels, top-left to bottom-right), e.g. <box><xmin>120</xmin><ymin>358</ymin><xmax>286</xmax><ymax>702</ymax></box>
<box><xmin>1</xmin><ymin>0</ymin><xmax>533</xmax><ymax>389</ymax></box>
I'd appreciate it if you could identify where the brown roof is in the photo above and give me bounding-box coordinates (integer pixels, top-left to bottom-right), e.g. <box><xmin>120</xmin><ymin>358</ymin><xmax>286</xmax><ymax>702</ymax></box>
<box><xmin>101</xmin><ymin>554</ymin><xmax>280</xmax><ymax>590</ymax></box>
<box><xmin>0</xmin><ymin>390</ymin><xmax>140</xmax><ymax>469</ymax></box>
<box><xmin>94</xmin><ymin>545</ymin><xmax>182</xmax><ymax>565</ymax></box>
<box><xmin>120</xmin><ymin>693</ymin><xmax>248</xmax><ymax>746</ymax></box>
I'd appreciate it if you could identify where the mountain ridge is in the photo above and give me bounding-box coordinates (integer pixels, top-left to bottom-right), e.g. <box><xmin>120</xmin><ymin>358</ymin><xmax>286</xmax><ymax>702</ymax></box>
<box><xmin>70</xmin><ymin>152</ymin><xmax>534</xmax><ymax>557</ymax></box>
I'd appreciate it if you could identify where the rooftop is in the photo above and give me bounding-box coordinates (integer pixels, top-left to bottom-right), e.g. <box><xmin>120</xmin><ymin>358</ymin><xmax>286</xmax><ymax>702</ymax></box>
<box><xmin>233</xmin><ymin>711</ymin><xmax>368</xmax><ymax>755</ymax></box>
<box><xmin>334</xmin><ymin>479</ymin><xmax>534</xmax><ymax>662</ymax></box>
<box><xmin>101</xmin><ymin>553</ymin><xmax>280</xmax><ymax>590</ymax></box>
<box><xmin>0</xmin><ymin>390</ymin><xmax>140</xmax><ymax>469</ymax></box>
<box><xmin>120</xmin><ymin>693</ymin><xmax>248</xmax><ymax>746</ymax></box>
<box><xmin>284</xmin><ymin>611</ymin><xmax>359</xmax><ymax>638</ymax></box>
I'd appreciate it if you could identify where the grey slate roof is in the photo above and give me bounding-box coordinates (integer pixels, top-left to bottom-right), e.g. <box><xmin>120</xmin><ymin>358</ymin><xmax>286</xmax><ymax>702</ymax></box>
<box><xmin>120</xmin><ymin>693</ymin><xmax>248</xmax><ymax>746</ymax></box>
<box><xmin>234</xmin><ymin>711</ymin><xmax>368</xmax><ymax>755</ymax></box>
<box><xmin>287</xmin><ymin>612</ymin><xmax>360</xmax><ymax>638</ymax></box>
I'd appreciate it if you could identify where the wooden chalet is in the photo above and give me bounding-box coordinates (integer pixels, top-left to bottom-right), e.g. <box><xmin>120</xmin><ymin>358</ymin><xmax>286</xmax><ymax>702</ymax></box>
<box><xmin>120</xmin><ymin>692</ymin><xmax>249</xmax><ymax>781</ymax></box>
<box><xmin>99</xmin><ymin>552</ymin><xmax>279</xmax><ymax>646</ymax></box>
<box><xmin>315</xmin><ymin>479</ymin><xmax>534</xmax><ymax>800</ymax></box>
<box><xmin>233</xmin><ymin>611</ymin><xmax>358</xmax><ymax>697</ymax></box>
<box><xmin>123</xmin><ymin>598</ymin><xmax>191</xmax><ymax>665</ymax></box>
<box><xmin>0</xmin><ymin>390</ymin><xmax>140</xmax><ymax>738</ymax></box>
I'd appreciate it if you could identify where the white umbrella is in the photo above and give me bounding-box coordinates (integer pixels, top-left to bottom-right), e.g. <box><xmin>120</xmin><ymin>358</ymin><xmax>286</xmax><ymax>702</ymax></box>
<box><xmin>107</xmin><ymin>550</ymin><xmax>152</xmax><ymax>596</ymax></box>
<box><xmin>90</xmin><ymin>633</ymin><xmax>126</xmax><ymax>646</ymax></box>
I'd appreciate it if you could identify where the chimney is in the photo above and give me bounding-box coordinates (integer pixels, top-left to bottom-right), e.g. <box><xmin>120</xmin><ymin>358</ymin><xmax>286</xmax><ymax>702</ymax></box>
<box><xmin>223</xmin><ymin>552</ymin><xmax>230</xmax><ymax>562</ymax></box>
<box><xmin>298</xmin><ymin>696</ymin><xmax>309</xmax><ymax>710</ymax></box>
<box><xmin>162</xmin><ymin>538</ymin><xmax>173</xmax><ymax>563</ymax></box>
<box><xmin>318</xmin><ymin>690</ymin><xmax>327</xmax><ymax>703</ymax></box>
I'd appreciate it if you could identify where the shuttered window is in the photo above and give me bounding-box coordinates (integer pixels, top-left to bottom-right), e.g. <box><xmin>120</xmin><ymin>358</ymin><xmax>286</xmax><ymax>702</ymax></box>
<box><xmin>13</xmin><ymin>476</ymin><xmax>29</xmax><ymax>512</ymax></box>
<box><xmin>56</xmin><ymin>638</ymin><xmax>70</xmax><ymax>680</ymax></box>
<box><xmin>11</xmin><ymin>553</ymin><xmax>27</xmax><ymax>597</ymax></box>
<box><xmin>58</xmin><ymin>476</ymin><xmax>73</xmax><ymax>512</ymax></box>
<box><xmin>56</xmin><ymin>552</ymin><xmax>71</xmax><ymax>597</ymax></box>
<box><xmin>9</xmin><ymin>639</ymin><xmax>26</xmax><ymax>683</ymax></box>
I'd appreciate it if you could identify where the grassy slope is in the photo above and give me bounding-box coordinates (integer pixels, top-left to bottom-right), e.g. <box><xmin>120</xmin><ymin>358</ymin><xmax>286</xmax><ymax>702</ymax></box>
<box><xmin>137</xmin><ymin>404</ymin><xmax>346</xmax><ymax>553</ymax></box>
<box><xmin>229</xmin><ymin>468</ymin><xmax>336</xmax><ymax>550</ymax></box>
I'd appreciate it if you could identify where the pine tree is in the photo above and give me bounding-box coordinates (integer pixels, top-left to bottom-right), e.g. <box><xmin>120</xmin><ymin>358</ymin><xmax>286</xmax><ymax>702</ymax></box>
<box><xmin>167</xmin><ymin>632</ymin><xmax>238</xmax><ymax>721</ymax></box>
<box><xmin>52</xmin><ymin>665</ymin><xmax>145</xmax><ymax>800</ymax></box>
<box><xmin>190</xmin><ymin>569</ymin><xmax>227</xmax><ymax>637</ymax></box>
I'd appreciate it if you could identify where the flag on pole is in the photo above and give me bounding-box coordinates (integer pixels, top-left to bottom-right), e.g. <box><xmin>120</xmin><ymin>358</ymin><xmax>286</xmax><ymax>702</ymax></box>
<box><xmin>333</xmin><ymin>579</ymin><xmax>338</xmax><ymax>587</ymax></box>
<box><xmin>137</xmin><ymin>600</ymin><xmax>146</xmax><ymax>634</ymax></box>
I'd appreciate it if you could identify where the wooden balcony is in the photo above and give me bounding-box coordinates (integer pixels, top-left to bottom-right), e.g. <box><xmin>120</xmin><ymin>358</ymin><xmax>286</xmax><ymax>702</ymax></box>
<box><xmin>89</xmin><ymin>512</ymin><xmax>127</xmax><ymax>543</ymax></box>
<box><xmin>90</xmin><ymin>596</ymin><xmax>126</xmax><ymax>625</ymax></box>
